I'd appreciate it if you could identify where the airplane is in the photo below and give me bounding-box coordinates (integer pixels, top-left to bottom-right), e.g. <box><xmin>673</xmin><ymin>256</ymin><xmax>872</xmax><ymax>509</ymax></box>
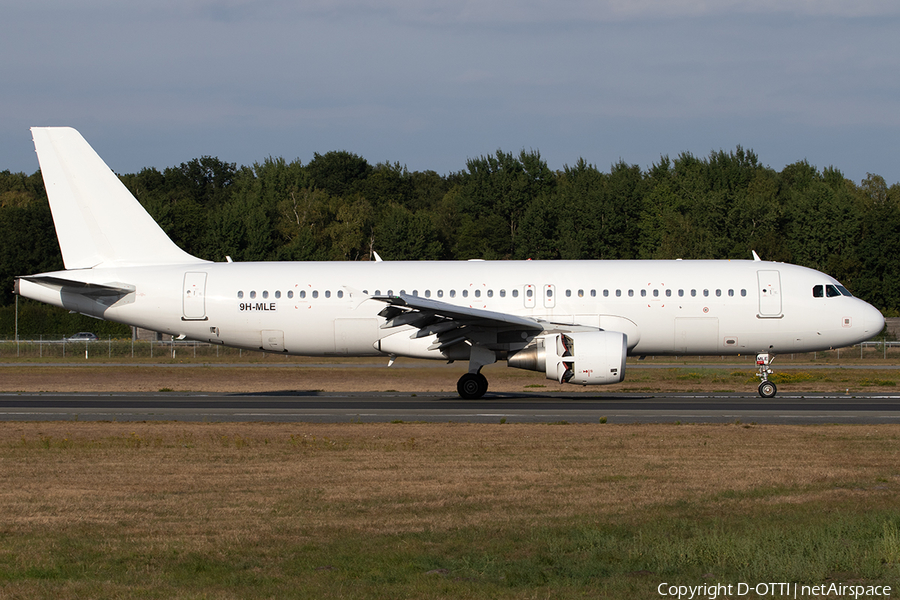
<box><xmin>14</xmin><ymin>127</ymin><xmax>885</xmax><ymax>399</ymax></box>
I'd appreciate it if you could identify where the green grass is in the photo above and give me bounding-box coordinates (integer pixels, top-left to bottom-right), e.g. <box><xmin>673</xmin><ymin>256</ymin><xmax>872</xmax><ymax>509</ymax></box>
<box><xmin>2</xmin><ymin>502</ymin><xmax>898</xmax><ymax>598</ymax></box>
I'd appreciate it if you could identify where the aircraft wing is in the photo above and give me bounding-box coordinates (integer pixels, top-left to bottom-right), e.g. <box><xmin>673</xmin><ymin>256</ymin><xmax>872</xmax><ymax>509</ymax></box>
<box><xmin>372</xmin><ymin>293</ymin><xmax>545</xmax><ymax>353</ymax></box>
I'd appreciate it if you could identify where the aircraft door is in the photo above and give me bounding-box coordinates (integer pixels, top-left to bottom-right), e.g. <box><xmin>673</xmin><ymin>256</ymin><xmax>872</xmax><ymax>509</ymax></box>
<box><xmin>757</xmin><ymin>270</ymin><xmax>782</xmax><ymax>317</ymax></box>
<box><xmin>182</xmin><ymin>272</ymin><xmax>208</xmax><ymax>321</ymax></box>
<box><xmin>675</xmin><ymin>318</ymin><xmax>719</xmax><ymax>353</ymax></box>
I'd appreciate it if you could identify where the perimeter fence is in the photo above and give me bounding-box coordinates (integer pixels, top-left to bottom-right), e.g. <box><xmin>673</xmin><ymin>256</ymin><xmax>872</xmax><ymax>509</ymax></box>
<box><xmin>0</xmin><ymin>337</ymin><xmax>256</xmax><ymax>360</ymax></box>
<box><xmin>1</xmin><ymin>337</ymin><xmax>900</xmax><ymax>363</ymax></box>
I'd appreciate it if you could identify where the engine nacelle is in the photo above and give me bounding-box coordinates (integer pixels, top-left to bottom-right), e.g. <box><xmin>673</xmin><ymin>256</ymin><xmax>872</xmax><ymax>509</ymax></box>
<box><xmin>507</xmin><ymin>331</ymin><xmax>627</xmax><ymax>385</ymax></box>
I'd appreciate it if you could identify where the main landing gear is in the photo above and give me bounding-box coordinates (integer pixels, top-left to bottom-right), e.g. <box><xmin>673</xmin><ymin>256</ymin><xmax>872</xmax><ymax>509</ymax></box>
<box><xmin>457</xmin><ymin>345</ymin><xmax>496</xmax><ymax>400</ymax></box>
<box><xmin>756</xmin><ymin>353</ymin><xmax>777</xmax><ymax>398</ymax></box>
<box><xmin>457</xmin><ymin>372</ymin><xmax>488</xmax><ymax>399</ymax></box>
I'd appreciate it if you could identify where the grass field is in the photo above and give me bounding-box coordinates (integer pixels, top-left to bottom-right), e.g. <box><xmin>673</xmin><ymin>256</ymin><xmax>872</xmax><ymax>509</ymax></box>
<box><xmin>4</xmin><ymin>338</ymin><xmax>900</xmax><ymax>394</ymax></box>
<box><xmin>2</xmin><ymin>355</ymin><xmax>900</xmax><ymax>598</ymax></box>
<box><xmin>1</xmin><ymin>360</ymin><xmax>899</xmax><ymax>394</ymax></box>
<box><xmin>1</xmin><ymin>421</ymin><xmax>899</xmax><ymax>599</ymax></box>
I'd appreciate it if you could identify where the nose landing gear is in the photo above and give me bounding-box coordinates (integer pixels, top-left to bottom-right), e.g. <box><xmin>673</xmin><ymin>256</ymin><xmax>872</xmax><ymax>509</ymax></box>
<box><xmin>756</xmin><ymin>353</ymin><xmax>777</xmax><ymax>398</ymax></box>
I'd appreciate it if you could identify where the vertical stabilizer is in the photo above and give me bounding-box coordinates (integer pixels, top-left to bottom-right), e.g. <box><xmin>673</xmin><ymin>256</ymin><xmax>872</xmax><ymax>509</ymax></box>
<box><xmin>31</xmin><ymin>127</ymin><xmax>206</xmax><ymax>268</ymax></box>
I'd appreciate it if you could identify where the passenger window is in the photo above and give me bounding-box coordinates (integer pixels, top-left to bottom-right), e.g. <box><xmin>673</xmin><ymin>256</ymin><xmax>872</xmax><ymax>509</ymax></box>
<box><xmin>387</xmin><ymin>290</ymin><xmax>393</xmax><ymax>296</ymax></box>
<box><xmin>666</xmin><ymin>289</ymin><xmax>672</xmax><ymax>297</ymax></box>
<box><xmin>578</xmin><ymin>289</ymin><xmax>583</xmax><ymax>298</ymax></box>
<box><xmin>299</xmin><ymin>291</ymin><xmax>306</xmax><ymax>299</ymax></box>
<box><xmin>287</xmin><ymin>290</ymin><xmax>294</xmax><ymax>299</ymax></box>
<box><xmin>262</xmin><ymin>291</ymin><xmax>269</xmax><ymax>299</ymax></box>
<box><xmin>463</xmin><ymin>290</ymin><xmax>468</xmax><ymax>298</ymax></box>
<box><xmin>741</xmin><ymin>289</ymin><xmax>747</xmax><ymax>297</ymax></box>
<box><xmin>703</xmin><ymin>290</ymin><xmax>709</xmax><ymax>297</ymax></box>
<box><xmin>425</xmin><ymin>290</ymin><xmax>431</xmax><ymax>298</ymax></box>
<box><xmin>312</xmin><ymin>291</ymin><xmax>318</xmax><ymax>299</ymax></box>
<box><xmin>566</xmin><ymin>290</ymin><xmax>572</xmax><ymax>297</ymax></box>
<box><xmin>474</xmin><ymin>290</ymin><xmax>481</xmax><ymax>298</ymax></box>
<box><xmin>250</xmin><ymin>291</ymin><xmax>257</xmax><ymax>299</ymax></box>
<box><xmin>616</xmin><ymin>290</ymin><xmax>621</xmax><ymax>297</ymax></box>
<box><xmin>374</xmin><ymin>290</ymin><xmax>381</xmax><ymax>296</ymax></box>
<box><xmin>546</xmin><ymin>289</ymin><xmax>553</xmax><ymax>298</ymax></box>
<box><xmin>716</xmin><ymin>289</ymin><xmax>721</xmax><ymax>297</ymax></box>
<box><xmin>653</xmin><ymin>290</ymin><xmax>659</xmax><ymax>297</ymax></box>
<box><xmin>628</xmin><ymin>290</ymin><xmax>634</xmax><ymax>297</ymax></box>
<box><xmin>526</xmin><ymin>289</ymin><xmax>533</xmax><ymax>298</ymax></box>
<box><xmin>325</xmin><ymin>290</ymin><xmax>331</xmax><ymax>298</ymax></box>
<box><xmin>337</xmin><ymin>290</ymin><xmax>344</xmax><ymax>298</ymax></box>
<box><xmin>275</xmin><ymin>290</ymin><xmax>281</xmax><ymax>299</ymax></box>
<box><xmin>728</xmin><ymin>289</ymin><xmax>734</xmax><ymax>297</ymax></box>
<box><xmin>691</xmin><ymin>289</ymin><xmax>697</xmax><ymax>297</ymax></box>
<box><xmin>450</xmin><ymin>290</ymin><xmax>456</xmax><ymax>298</ymax></box>
<box><xmin>499</xmin><ymin>289</ymin><xmax>505</xmax><ymax>297</ymax></box>
<box><xmin>512</xmin><ymin>289</ymin><xmax>519</xmax><ymax>298</ymax></box>
<box><xmin>487</xmin><ymin>290</ymin><xmax>493</xmax><ymax>297</ymax></box>
<box><xmin>438</xmin><ymin>290</ymin><xmax>444</xmax><ymax>298</ymax></box>
<box><xmin>641</xmin><ymin>290</ymin><xmax>647</xmax><ymax>297</ymax></box>
<box><xmin>237</xmin><ymin>291</ymin><xmax>244</xmax><ymax>299</ymax></box>
<box><xmin>591</xmin><ymin>290</ymin><xmax>597</xmax><ymax>297</ymax></box>
<box><xmin>678</xmin><ymin>290</ymin><xmax>684</xmax><ymax>297</ymax></box>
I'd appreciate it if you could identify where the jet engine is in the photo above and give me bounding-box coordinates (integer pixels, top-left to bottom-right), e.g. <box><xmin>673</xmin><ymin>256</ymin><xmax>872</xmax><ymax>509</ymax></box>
<box><xmin>507</xmin><ymin>331</ymin><xmax>627</xmax><ymax>385</ymax></box>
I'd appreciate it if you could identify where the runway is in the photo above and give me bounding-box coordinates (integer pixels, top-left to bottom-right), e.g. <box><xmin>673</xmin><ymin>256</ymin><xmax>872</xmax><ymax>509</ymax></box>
<box><xmin>2</xmin><ymin>391</ymin><xmax>900</xmax><ymax>424</ymax></box>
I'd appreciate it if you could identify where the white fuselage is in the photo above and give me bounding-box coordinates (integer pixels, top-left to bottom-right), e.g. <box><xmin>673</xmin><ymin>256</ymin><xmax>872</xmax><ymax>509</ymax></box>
<box><xmin>18</xmin><ymin>259</ymin><xmax>885</xmax><ymax>358</ymax></box>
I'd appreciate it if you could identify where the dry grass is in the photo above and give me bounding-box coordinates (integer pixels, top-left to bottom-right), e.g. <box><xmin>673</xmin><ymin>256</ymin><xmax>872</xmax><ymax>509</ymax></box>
<box><xmin>2</xmin><ymin>422</ymin><xmax>900</xmax><ymax>598</ymax></box>
<box><xmin>3</xmin><ymin>421</ymin><xmax>898</xmax><ymax>539</ymax></box>
<box><xmin>1</xmin><ymin>362</ymin><xmax>899</xmax><ymax>393</ymax></box>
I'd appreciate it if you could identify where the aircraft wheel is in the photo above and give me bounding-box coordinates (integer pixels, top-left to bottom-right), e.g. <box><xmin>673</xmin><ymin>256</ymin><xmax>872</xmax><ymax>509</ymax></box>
<box><xmin>758</xmin><ymin>381</ymin><xmax>777</xmax><ymax>398</ymax></box>
<box><xmin>458</xmin><ymin>373</ymin><xmax>488</xmax><ymax>399</ymax></box>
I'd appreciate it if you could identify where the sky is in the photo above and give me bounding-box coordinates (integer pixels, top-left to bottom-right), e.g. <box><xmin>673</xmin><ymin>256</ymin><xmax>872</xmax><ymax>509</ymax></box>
<box><xmin>2</xmin><ymin>0</ymin><xmax>899</xmax><ymax>184</ymax></box>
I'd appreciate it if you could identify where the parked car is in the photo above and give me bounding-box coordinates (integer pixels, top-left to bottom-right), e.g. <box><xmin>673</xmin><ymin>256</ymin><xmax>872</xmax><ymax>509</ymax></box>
<box><xmin>66</xmin><ymin>332</ymin><xmax>99</xmax><ymax>342</ymax></box>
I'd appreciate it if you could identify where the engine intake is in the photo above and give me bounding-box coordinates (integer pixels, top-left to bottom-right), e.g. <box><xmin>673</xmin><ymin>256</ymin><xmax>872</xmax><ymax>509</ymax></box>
<box><xmin>508</xmin><ymin>331</ymin><xmax>627</xmax><ymax>385</ymax></box>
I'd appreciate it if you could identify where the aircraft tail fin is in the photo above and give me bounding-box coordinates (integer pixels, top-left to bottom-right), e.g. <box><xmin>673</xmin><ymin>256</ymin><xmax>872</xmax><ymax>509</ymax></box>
<box><xmin>31</xmin><ymin>127</ymin><xmax>206</xmax><ymax>269</ymax></box>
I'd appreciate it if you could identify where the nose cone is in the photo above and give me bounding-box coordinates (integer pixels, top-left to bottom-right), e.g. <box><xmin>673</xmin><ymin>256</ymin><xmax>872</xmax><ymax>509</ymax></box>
<box><xmin>861</xmin><ymin>302</ymin><xmax>885</xmax><ymax>338</ymax></box>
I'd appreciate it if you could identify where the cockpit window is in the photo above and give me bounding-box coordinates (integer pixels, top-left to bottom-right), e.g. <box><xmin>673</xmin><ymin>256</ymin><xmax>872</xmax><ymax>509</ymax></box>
<box><xmin>815</xmin><ymin>283</ymin><xmax>854</xmax><ymax>298</ymax></box>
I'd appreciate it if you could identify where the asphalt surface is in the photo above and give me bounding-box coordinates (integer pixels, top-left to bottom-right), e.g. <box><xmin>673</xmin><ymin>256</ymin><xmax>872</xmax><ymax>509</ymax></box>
<box><xmin>2</xmin><ymin>391</ymin><xmax>900</xmax><ymax>424</ymax></box>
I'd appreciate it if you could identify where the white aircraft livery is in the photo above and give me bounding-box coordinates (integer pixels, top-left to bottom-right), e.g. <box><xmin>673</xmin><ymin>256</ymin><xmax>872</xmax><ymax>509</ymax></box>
<box><xmin>15</xmin><ymin>127</ymin><xmax>886</xmax><ymax>398</ymax></box>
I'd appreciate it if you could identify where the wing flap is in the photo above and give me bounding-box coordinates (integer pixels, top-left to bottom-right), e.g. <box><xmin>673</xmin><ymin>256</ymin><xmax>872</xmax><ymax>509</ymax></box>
<box><xmin>373</xmin><ymin>293</ymin><xmax>544</xmax><ymax>331</ymax></box>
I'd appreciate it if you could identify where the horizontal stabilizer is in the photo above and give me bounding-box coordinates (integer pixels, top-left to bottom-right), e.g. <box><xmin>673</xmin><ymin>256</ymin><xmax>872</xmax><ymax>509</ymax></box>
<box><xmin>21</xmin><ymin>275</ymin><xmax>135</xmax><ymax>298</ymax></box>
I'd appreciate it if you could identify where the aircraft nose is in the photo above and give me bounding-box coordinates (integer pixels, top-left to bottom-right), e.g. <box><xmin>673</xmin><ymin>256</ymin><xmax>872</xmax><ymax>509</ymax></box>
<box><xmin>861</xmin><ymin>302</ymin><xmax>885</xmax><ymax>337</ymax></box>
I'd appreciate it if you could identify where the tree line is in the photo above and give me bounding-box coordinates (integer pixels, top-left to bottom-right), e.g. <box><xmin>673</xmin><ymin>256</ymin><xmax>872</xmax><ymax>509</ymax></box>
<box><xmin>1</xmin><ymin>146</ymin><xmax>899</xmax><ymax>336</ymax></box>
